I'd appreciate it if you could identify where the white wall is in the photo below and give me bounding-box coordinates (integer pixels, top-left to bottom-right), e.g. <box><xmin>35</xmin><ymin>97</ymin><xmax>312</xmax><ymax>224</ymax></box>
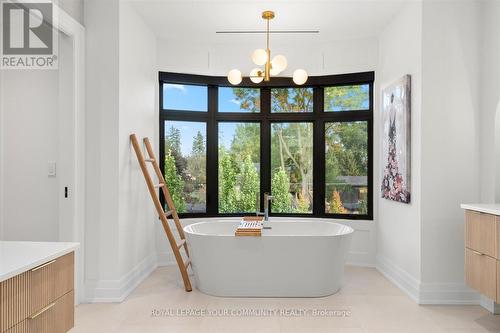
<box><xmin>156</xmin><ymin>36</ymin><xmax>379</xmax><ymax>268</ymax></box>
<box><xmin>376</xmin><ymin>1</ymin><xmax>423</xmax><ymax>298</ymax></box>
<box><xmin>420</xmin><ymin>0</ymin><xmax>481</xmax><ymax>303</ymax></box>
<box><xmin>157</xmin><ymin>37</ymin><xmax>378</xmax><ymax>77</ymax></box>
<box><xmin>0</xmin><ymin>22</ymin><xmax>78</xmax><ymax>242</ymax></box>
<box><xmin>84</xmin><ymin>0</ymin><xmax>121</xmax><ymax>298</ymax></box>
<box><xmin>0</xmin><ymin>70</ymin><xmax>60</xmax><ymax>241</ymax></box>
<box><xmin>83</xmin><ymin>0</ymin><xmax>158</xmax><ymax>302</ymax></box>
<box><xmin>479</xmin><ymin>0</ymin><xmax>500</xmax><ymax>203</ymax></box>
<box><xmin>118</xmin><ymin>0</ymin><xmax>158</xmax><ymax>293</ymax></box>
<box><xmin>376</xmin><ymin>0</ymin><xmax>488</xmax><ymax>305</ymax></box>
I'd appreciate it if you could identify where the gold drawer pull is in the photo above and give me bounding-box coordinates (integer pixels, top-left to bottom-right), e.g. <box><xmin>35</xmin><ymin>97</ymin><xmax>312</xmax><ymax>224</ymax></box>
<box><xmin>31</xmin><ymin>259</ymin><xmax>56</xmax><ymax>272</ymax></box>
<box><xmin>470</xmin><ymin>250</ymin><xmax>484</xmax><ymax>256</ymax></box>
<box><xmin>30</xmin><ymin>302</ymin><xmax>55</xmax><ymax>319</ymax></box>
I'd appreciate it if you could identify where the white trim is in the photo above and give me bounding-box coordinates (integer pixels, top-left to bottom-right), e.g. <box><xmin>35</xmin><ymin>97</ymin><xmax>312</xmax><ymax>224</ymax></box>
<box><xmin>418</xmin><ymin>282</ymin><xmax>479</xmax><ymax>305</ymax></box>
<box><xmin>84</xmin><ymin>253</ymin><xmax>157</xmax><ymax>303</ymax></box>
<box><xmin>376</xmin><ymin>254</ymin><xmax>420</xmax><ymax>303</ymax></box>
<box><xmin>376</xmin><ymin>254</ymin><xmax>485</xmax><ymax>305</ymax></box>
<box><xmin>0</xmin><ymin>63</ymin><xmax>4</xmax><ymax>240</ymax></box>
<box><xmin>54</xmin><ymin>5</ymin><xmax>86</xmax><ymax>305</ymax></box>
<box><xmin>480</xmin><ymin>296</ymin><xmax>500</xmax><ymax>314</ymax></box>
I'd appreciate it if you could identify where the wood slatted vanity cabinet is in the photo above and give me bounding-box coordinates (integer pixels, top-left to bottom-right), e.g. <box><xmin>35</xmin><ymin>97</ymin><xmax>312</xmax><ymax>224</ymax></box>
<box><xmin>0</xmin><ymin>242</ymin><xmax>79</xmax><ymax>333</ymax></box>
<box><xmin>462</xmin><ymin>204</ymin><xmax>500</xmax><ymax>303</ymax></box>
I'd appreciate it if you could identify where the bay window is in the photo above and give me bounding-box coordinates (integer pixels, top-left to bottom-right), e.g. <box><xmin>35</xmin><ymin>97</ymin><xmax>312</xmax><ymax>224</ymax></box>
<box><xmin>159</xmin><ymin>71</ymin><xmax>373</xmax><ymax>220</ymax></box>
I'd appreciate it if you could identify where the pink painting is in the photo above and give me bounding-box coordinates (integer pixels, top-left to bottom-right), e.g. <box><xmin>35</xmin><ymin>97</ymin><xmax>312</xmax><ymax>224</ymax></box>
<box><xmin>381</xmin><ymin>75</ymin><xmax>411</xmax><ymax>203</ymax></box>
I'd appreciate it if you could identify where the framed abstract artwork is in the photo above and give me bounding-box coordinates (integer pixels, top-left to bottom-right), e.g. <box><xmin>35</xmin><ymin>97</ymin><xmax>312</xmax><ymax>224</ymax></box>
<box><xmin>381</xmin><ymin>75</ymin><xmax>411</xmax><ymax>203</ymax></box>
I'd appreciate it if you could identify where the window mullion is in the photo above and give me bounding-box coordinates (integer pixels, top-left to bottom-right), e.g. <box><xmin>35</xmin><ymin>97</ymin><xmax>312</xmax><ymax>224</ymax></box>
<box><xmin>260</xmin><ymin>87</ymin><xmax>271</xmax><ymax>212</ymax></box>
<box><xmin>313</xmin><ymin>87</ymin><xmax>325</xmax><ymax>216</ymax></box>
<box><xmin>206</xmin><ymin>85</ymin><xmax>218</xmax><ymax>215</ymax></box>
<box><xmin>159</xmin><ymin>118</ymin><xmax>166</xmax><ymax>209</ymax></box>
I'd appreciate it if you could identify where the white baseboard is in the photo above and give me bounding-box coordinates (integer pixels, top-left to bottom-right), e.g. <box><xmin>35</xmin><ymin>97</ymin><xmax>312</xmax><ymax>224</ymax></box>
<box><xmin>480</xmin><ymin>295</ymin><xmax>500</xmax><ymax>314</ymax></box>
<box><xmin>375</xmin><ymin>254</ymin><xmax>420</xmax><ymax>303</ymax></box>
<box><xmin>376</xmin><ymin>254</ymin><xmax>482</xmax><ymax>305</ymax></box>
<box><xmin>418</xmin><ymin>282</ymin><xmax>479</xmax><ymax>305</ymax></box>
<box><xmin>84</xmin><ymin>253</ymin><xmax>157</xmax><ymax>303</ymax></box>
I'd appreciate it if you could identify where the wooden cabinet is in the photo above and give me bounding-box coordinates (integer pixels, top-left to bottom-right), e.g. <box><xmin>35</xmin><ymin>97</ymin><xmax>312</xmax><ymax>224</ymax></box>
<box><xmin>465</xmin><ymin>248</ymin><xmax>496</xmax><ymax>300</ymax></box>
<box><xmin>465</xmin><ymin>210</ymin><xmax>497</xmax><ymax>257</ymax></box>
<box><xmin>464</xmin><ymin>210</ymin><xmax>500</xmax><ymax>303</ymax></box>
<box><xmin>30</xmin><ymin>252</ymin><xmax>73</xmax><ymax>315</ymax></box>
<box><xmin>497</xmin><ymin>216</ymin><xmax>500</xmax><ymax>260</ymax></box>
<box><xmin>498</xmin><ymin>260</ymin><xmax>500</xmax><ymax>307</ymax></box>
<box><xmin>28</xmin><ymin>291</ymin><xmax>74</xmax><ymax>333</ymax></box>
<box><xmin>0</xmin><ymin>272</ymin><xmax>30</xmax><ymax>332</ymax></box>
<box><xmin>0</xmin><ymin>252</ymin><xmax>74</xmax><ymax>333</ymax></box>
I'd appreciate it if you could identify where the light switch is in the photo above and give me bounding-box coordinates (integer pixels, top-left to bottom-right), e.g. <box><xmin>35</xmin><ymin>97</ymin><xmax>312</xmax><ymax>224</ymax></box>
<box><xmin>48</xmin><ymin>161</ymin><xmax>56</xmax><ymax>177</ymax></box>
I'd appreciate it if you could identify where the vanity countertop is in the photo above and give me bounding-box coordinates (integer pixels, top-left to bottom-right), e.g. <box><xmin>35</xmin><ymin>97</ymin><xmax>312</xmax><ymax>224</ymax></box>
<box><xmin>0</xmin><ymin>241</ymin><xmax>79</xmax><ymax>282</ymax></box>
<box><xmin>461</xmin><ymin>203</ymin><xmax>500</xmax><ymax>216</ymax></box>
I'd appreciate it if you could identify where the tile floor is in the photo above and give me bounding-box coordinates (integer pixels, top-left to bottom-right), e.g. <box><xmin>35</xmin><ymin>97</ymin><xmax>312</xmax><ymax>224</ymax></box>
<box><xmin>72</xmin><ymin>266</ymin><xmax>500</xmax><ymax>333</ymax></box>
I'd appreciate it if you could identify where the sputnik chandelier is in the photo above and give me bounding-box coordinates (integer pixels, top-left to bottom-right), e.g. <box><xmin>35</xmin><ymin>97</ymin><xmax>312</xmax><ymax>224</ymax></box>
<box><xmin>226</xmin><ymin>11</ymin><xmax>308</xmax><ymax>86</ymax></box>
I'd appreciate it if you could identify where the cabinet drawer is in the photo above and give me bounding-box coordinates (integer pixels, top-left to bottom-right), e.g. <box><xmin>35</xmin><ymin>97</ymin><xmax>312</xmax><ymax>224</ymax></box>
<box><xmin>3</xmin><ymin>320</ymin><xmax>28</xmax><ymax>333</ymax></box>
<box><xmin>3</xmin><ymin>293</ymin><xmax>74</xmax><ymax>333</ymax></box>
<box><xmin>465</xmin><ymin>210</ymin><xmax>496</xmax><ymax>257</ymax></box>
<box><xmin>28</xmin><ymin>291</ymin><xmax>74</xmax><ymax>333</ymax></box>
<box><xmin>0</xmin><ymin>272</ymin><xmax>30</xmax><ymax>332</ymax></box>
<box><xmin>465</xmin><ymin>248</ymin><xmax>497</xmax><ymax>300</ymax></box>
<box><xmin>29</xmin><ymin>252</ymin><xmax>74</xmax><ymax>315</ymax></box>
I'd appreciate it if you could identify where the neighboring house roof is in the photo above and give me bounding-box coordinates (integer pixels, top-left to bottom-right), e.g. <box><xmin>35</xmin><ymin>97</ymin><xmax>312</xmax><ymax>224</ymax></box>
<box><xmin>334</xmin><ymin>176</ymin><xmax>367</xmax><ymax>187</ymax></box>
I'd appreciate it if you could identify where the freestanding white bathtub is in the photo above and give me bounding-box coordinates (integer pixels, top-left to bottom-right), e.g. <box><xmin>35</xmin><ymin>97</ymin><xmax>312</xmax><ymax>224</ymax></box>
<box><xmin>183</xmin><ymin>218</ymin><xmax>353</xmax><ymax>297</ymax></box>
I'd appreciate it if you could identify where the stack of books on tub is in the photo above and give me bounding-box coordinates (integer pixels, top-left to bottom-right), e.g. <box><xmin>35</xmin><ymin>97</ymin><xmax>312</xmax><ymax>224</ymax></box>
<box><xmin>235</xmin><ymin>216</ymin><xmax>264</xmax><ymax>236</ymax></box>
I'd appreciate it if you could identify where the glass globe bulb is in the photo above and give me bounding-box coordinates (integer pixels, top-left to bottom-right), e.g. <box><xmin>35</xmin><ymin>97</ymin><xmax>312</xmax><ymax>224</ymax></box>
<box><xmin>250</xmin><ymin>68</ymin><xmax>264</xmax><ymax>83</ymax></box>
<box><xmin>293</xmin><ymin>69</ymin><xmax>308</xmax><ymax>85</ymax></box>
<box><xmin>270</xmin><ymin>66</ymin><xmax>281</xmax><ymax>76</ymax></box>
<box><xmin>227</xmin><ymin>69</ymin><xmax>242</xmax><ymax>85</ymax></box>
<box><xmin>252</xmin><ymin>49</ymin><xmax>267</xmax><ymax>66</ymax></box>
<box><xmin>271</xmin><ymin>55</ymin><xmax>287</xmax><ymax>73</ymax></box>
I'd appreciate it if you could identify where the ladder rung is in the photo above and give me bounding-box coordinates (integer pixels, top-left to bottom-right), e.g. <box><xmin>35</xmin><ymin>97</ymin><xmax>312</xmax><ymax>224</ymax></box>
<box><xmin>184</xmin><ymin>259</ymin><xmax>191</xmax><ymax>268</ymax></box>
<box><xmin>165</xmin><ymin>209</ymin><xmax>175</xmax><ymax>217</ymax></box>
<box><xmin>154</xmin><ymin>183</ymin><xmax>165</xmax><ymax>188</ymax></box>
<box><xmin>145</xmin><ymin>158</ymin><xmax>155</xmax><ymax>163</ymax></box>
<box><xmin>177</xmin><ymin>239</ymin><xmax>186</xmax><ymax>249</ymax></box>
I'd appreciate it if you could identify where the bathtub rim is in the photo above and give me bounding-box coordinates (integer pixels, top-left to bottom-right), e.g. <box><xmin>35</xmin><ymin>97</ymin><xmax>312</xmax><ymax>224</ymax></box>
<box><xmin>183</xmin><ymin>219</ymin><xmax>354</xmax><ymax>237</ymax></box>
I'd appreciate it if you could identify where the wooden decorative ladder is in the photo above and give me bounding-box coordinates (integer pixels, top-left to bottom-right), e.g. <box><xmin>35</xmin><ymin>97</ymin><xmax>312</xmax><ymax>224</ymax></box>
<box><xmin>130</xmin><ymin>133</ymin><xmax>192</xmax><ymax>291</ymax></box>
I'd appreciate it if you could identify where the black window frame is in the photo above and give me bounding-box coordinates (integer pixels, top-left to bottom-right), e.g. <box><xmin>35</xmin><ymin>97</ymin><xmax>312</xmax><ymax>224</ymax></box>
<box><xmin>159</xmin><ymin>71</ymin><xmax>374</xmax><ymax>220</ymax></box>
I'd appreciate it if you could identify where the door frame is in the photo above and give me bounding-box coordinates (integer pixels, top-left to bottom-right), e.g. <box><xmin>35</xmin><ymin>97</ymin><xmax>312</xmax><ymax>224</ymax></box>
<box><xmin>55</xmin><ymin>5</ymin><xmax>86</xmax><ymax>304</ymax></box>
<box><xmin>495</xmin><ymin>101</ymin><xmax>500</xmax><ymax>202</ymax></box>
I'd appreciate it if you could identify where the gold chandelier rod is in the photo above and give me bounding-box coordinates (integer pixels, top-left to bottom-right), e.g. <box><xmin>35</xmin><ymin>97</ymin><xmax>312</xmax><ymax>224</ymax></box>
<box><xmin>262</xmin><ymin>11</ymin><xmax>274</xmax><ymax>81</ymax></box>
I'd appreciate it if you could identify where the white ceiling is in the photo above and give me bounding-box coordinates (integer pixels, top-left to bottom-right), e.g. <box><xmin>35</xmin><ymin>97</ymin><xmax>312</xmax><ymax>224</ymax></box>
<box><xmin>129</xmin><ymin>0</ymin><xmax>408</xmax><ymax>45</ymax></box>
